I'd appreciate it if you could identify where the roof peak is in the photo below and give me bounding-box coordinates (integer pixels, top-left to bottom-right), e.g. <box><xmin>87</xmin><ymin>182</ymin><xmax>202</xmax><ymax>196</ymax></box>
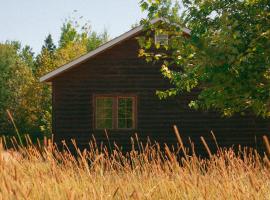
<box><xmin>40</xmin><ymin>18</ymin><xmax>190</xmax><ymax>82</ymax></box>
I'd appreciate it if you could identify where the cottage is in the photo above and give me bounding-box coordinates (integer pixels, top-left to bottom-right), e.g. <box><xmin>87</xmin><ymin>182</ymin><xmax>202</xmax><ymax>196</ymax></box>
<box><xmin>40</xmin><ymin>19</ymin><xmax>269</xmax><ymax>154</ymax></box>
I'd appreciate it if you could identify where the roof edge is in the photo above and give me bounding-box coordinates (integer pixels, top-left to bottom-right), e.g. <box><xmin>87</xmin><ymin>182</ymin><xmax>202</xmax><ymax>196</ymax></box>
<box><xmin>40</xmin><ymin>18</ymin><xmax>190</xmax><ymax>82</ymax></box>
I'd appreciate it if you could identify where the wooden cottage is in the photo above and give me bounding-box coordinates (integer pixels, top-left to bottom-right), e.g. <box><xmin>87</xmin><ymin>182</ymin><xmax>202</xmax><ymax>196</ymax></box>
<box><xmin>40</xmin><ymin>19</ymin><xmax>269</xmax><ymax>154</ymax></box>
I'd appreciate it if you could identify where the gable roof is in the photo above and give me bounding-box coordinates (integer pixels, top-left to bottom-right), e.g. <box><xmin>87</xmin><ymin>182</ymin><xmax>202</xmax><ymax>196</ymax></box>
<box><xmin>40</xmin><ymin>18</ymin><xmax>191</xmax><ymax>82</ymax></box>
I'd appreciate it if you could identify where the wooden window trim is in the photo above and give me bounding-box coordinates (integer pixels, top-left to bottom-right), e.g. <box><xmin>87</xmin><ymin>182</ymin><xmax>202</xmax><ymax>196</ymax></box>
<box><xmin>93</xmin><ymin>94</ymin><xmax>137</xmax><ymax>130</ymax></box>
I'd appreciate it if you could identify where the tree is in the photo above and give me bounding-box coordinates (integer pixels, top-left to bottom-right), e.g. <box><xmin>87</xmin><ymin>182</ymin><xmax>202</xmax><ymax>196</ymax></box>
<box><xmin>59</xmin><ymin>19</ymin><xmax>108</xmax><ymax>51</ymax></box>
<box><xmin>139</xmin><ymin>0</ymin><xmax>270</xmax><ymax>117</ymax></box>
<box><xmin>20</xmin><ymin>45</ymin><xmax>35</xmax><ymax>70</ymax></box>
<box><xmin>0</xmin><ymin>42</ymin><xmax>38</xmax><ymax>136</ymax></box>
<box><xmin>59</xmin><ymin>21</ymin><xmax>79</xmax><ymax>48</ymax></box>
<box><xmin>0</xmin><ymin>43</ymin><xmax>18</xmax><ymax>133</ymax></box>
<box><xmin>42</xmin><ymin>34</ymin><xmax>56</xmax><ymax>54</ymax></box>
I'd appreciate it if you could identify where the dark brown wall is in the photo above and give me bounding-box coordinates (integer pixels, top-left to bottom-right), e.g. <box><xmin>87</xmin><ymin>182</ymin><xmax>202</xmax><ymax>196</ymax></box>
<box><xmin>51</xmin><ymin>34</ymin><xmax>270</xmax><ymax>155</ymax></box>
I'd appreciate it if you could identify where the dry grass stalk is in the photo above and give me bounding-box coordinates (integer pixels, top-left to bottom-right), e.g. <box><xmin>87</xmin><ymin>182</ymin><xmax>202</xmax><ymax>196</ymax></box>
<box><xmin>200</xmin><ymin>136</ymin><xmax>212</xmax><ymax>158</ymax></box>
<box><xmin>263</xmin><ymin>135</ymin><xmax>270</xmax><ymax>157</ymax></box>
<box><xmin>6</xmin><ymin>110</ymin><xmax>23</xmax><ymax>146</ymax></box>
<box><xmin>173</xmin><ymin>125</ymin><xmax>188</xmax><ymax>159</ymax></box>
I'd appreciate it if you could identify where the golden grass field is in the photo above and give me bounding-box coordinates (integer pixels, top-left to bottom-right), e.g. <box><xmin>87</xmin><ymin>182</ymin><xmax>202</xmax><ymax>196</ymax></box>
<box><xmin>0</xmin><ymin>129</ymin><xmax>270</xmax><ymax>200</ymax></box>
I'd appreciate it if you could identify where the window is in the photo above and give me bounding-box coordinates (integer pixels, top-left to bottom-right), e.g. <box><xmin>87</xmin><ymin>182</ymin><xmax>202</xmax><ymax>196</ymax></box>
<box><xmin>94</xmin><ymin>95</ymin><xmax>136</xmax><ymax>129</ymax></box>
<box><xmin>155</xmin><ymin>33</ymin><xmax>168</xmax><ymax>45</ymax></box>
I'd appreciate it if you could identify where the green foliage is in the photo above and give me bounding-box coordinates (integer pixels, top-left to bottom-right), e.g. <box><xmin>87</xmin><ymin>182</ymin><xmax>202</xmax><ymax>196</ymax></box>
<box><xmin>20</xmin><ymin>45</ymin><xmax>35</xmax><ymax>70</ymax></box>
<box><xmin>59</xmin><ymin>21</ymin><xmax>79</xmax><ymax>48</ymax></box>
<box><xmin>139</xmin><ymin>0</ymin><xmax>270</xmax><ymax>117</ymax></box>
<box><xmin>0</xmin><ymin>42</ymin><xmax>38</xmax><ymax>136</ymax></box>
<box><xmin>42</xmin><ymin>34</ymin><xmax>56</xmax><ymax>54</ymax></box>
<box><xmin>59</xmin><ymin>19</ymin><xmax>108</xmax><ymax>51</ymax></box>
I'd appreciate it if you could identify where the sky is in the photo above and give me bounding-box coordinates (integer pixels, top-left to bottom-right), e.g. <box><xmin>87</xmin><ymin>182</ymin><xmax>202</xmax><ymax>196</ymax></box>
<box><xmin>0</xmin><ymin>0</ymin><xmax>146</xmax><ymax>54</ymax></box>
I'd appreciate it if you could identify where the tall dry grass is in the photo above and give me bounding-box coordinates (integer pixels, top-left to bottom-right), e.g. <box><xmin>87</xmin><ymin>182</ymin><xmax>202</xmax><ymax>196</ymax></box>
<box><xmin>0</xmin><ymin>129</ymin><xmax>270</xmax><ymax>200</ymax></box>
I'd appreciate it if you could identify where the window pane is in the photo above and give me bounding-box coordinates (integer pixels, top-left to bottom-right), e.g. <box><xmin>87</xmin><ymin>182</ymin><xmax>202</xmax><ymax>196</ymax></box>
<box><xmin>118</xmin><ymin>97</ymin><xmax>133</xmax><ymax>129</ymax></box>
<box><xmin>96</xmin><ymin>97</ymin><xmax>113</xmax><ymax>129</ymax></box>
<box><xmin>96</xmin><ymin>118</ymin><xmax>113</xmax><ymax>129</ymax></box>
<box><xmin>126</xmin><ymin>119</ymin><xmax>133</xmax><ymax>128</ymax></box>
<box><xmin>118</xmin><ymin>118</ymin><xmax>126</xmax><ymax>129</ymax></box>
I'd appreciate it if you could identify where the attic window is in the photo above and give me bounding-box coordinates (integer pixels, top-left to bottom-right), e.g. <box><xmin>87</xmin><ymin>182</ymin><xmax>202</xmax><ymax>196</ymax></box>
<box><xmin>155</xmin><ymin>33</ymin><xmax>168</xmax><ymax>45</ymax></box>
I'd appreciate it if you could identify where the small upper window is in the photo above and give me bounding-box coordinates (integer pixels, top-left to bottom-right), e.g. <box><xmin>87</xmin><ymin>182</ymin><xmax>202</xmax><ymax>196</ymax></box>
<box><xmin>155</xmin><ymin>33</ymin><xmax>168</xmax><ymax>45</ymax></box>
<box><xmin>94</xmin><ymin>95</ymin><xmax>136</xmax><ymax>130</ymax></box>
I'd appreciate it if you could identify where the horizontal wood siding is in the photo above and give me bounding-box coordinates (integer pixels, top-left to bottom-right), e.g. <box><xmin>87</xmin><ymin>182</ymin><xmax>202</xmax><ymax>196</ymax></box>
<box><xmin>52</xmin><ymin>35</ymin><xmax>270</xmax><ymax>155</ymax></box>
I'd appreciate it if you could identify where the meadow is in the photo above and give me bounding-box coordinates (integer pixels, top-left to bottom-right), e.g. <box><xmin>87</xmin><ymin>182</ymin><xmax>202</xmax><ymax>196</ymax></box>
<box><xmin>0</xmin><ymin>128</ymin><xmax>270</xmax><ymax>200</ymax></box>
